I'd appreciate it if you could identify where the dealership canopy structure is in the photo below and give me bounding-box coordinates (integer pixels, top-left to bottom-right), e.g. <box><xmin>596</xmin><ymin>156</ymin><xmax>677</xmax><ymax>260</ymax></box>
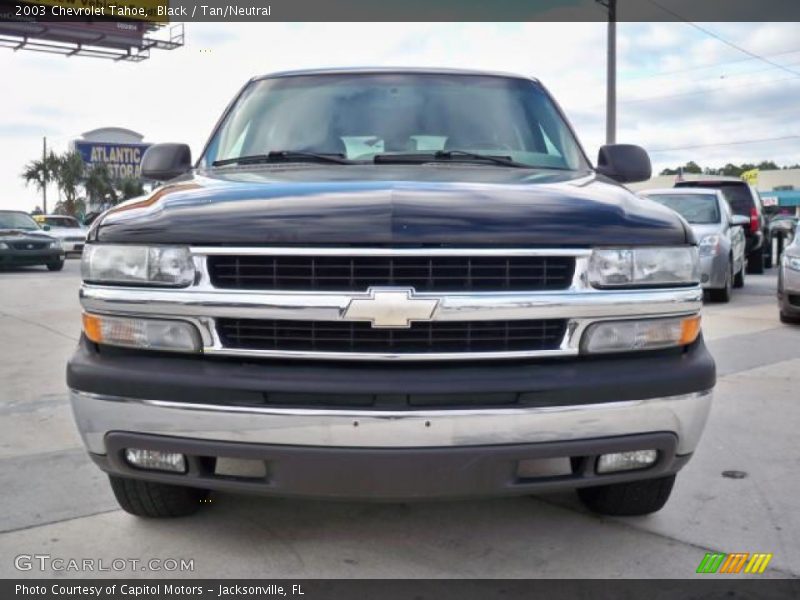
<box><xmin>0</xmin><ymin>0</ymin><xmax>183</xmax><ymax>62</ymax></box>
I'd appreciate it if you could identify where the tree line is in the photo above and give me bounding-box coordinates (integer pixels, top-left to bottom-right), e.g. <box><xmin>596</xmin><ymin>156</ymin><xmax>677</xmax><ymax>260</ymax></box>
<box><xmin>660</xmin><ymin>160</ymin><xmax>800</xmax><ymax>178</ymax></box>
<box><xmin>21</xmin><ymin>150</ymin><xmax>145</xmax><ymax>218</ymax></box>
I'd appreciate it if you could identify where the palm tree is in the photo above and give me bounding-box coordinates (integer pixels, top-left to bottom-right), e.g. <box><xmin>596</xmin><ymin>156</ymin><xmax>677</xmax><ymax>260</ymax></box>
<box><xmin>116</xmin><ymin>176</ymin><xmax>145</xmax><ymax>201</ymax></box>
<box><xmin>54</xmin><ymin>151</ymin><xmax>85</xmax><ymax>216</ymax></box>
<box><xmin>84</xmin><ymin>163</ymin><xmax>117</xmax><ymax>208</ymax></box>
<box><xmin>21</xmin><ymin>152</ymin><xmax>59</xmax><ymax>212</ymax></box>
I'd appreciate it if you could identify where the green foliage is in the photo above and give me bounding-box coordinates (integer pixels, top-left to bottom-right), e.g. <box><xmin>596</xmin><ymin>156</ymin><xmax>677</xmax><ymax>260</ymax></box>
<box><xmin>660</xmin><ymin>160</ymin><xmax>789</xmax><ymax>177</ymax></box>
<box><xmin>20</xmin><ymin>148</ymin><xmax>149</xmax><ymax>217</ymax></box>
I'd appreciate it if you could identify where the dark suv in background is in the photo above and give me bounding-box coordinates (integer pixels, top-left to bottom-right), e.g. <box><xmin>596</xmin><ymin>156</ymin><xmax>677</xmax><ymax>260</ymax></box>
<box><xmin>676</xmin><ymin>178</ymin><xmax>770</xmax><ymax>273</ymax></box>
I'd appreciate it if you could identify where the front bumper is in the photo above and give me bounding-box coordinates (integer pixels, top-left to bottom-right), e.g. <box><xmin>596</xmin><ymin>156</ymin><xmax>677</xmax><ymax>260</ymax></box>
<box><xmin>90</xmin><ymin>430</ymin><xmax>692</xmax><ymax>500</ymax></box>
<box><xmin>68</xmin><ymin>330</ymin><xmax>715</xmax><ymax>499</ymax></box>
<box><xmin>779</xmin><ymin>264</ymin><xmax>800</xmax><ymax>316</ymax></box>
<box><xmin>71</xmin><ymin>388</ymin><xmax>712</xmax><ymax>456</ymax></box>
<box><xmin>61</xmin><ymin>240</ymin><xmax>85</xmax><ymax>254</ymax></box>
<box><xmin>0</xmin><ymin>248</ymin><xmax>64</xmax><ymax>267</ymax></box>
<box><xmin>699</xmin><ymin>254</ymin><xmax>729</xmax><ymax>289</ymax></box>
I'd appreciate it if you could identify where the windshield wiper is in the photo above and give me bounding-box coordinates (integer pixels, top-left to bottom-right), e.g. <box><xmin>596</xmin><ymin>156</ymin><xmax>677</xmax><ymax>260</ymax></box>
<box><xmin>373</xmin><ymin>150</ymin><xmax>531</xmax><ymax>168</ymax></box>
<box><xmin>212</xmin><ymin>151</ymin><xmax>355</xmax><ymax>167</ymax></box>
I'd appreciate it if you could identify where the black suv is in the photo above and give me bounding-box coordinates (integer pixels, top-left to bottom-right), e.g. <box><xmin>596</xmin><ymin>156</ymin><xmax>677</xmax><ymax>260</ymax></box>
<box><xmin>675</xmin><ymin>178</ymin><xmax>770</xmax><ymax>273</ymax></box>
<box><xmin>68</xmin><ymin>68</ymin><xmax>715</xmax><ymax>519</ymax></box>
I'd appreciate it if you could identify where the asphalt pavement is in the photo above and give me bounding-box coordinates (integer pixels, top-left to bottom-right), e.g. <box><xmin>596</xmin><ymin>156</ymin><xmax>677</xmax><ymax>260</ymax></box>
<box><xmin>0</xmin><ymin>259</ymin><xmax>798</xmax><ymax>578</ymax></box>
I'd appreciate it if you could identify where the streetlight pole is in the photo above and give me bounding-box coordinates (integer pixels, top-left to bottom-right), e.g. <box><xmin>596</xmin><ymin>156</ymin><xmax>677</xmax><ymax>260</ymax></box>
<box><xmin>597</xmin><ymin>0</ymin><xmax>617</xmax><ymax>145</ymax></box>
<box><xmin>42</xmin><ymin>136</ymin><xmax>48</xmax><ymax>214</ymax></box>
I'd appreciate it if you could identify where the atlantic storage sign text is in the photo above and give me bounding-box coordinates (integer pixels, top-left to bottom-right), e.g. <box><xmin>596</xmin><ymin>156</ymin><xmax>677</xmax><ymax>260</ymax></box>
<box><xmin>75</xmin><ymin>141</ymin><xmax>151</xmax><ymax>179</ymax></box>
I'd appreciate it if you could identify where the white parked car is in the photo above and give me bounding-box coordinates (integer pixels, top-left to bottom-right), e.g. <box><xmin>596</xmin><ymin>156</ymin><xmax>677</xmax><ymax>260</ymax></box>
<box><xmin>33</xmin><ymin>215</ymin><xmax>87</xmax><ymax>255</ymax></box>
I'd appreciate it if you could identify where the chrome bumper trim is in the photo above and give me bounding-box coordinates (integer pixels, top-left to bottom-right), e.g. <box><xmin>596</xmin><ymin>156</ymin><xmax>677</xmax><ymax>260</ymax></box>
<box><xmin>70</xmin><ymin>389</ymin><xmax>713</xmax><ymax>456</ymax></box>
<box><xmin>80</xmin><ymin>285</ymin><xmax>703</xmax><ymax>322</ymax></box>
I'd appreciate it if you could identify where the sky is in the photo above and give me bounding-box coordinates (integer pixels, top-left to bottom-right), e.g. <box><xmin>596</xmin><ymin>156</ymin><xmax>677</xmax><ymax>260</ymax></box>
<box><xmin>2</xmin><ymin>21</ymin><xmax>800</xmax><ymax>211</ymax></box>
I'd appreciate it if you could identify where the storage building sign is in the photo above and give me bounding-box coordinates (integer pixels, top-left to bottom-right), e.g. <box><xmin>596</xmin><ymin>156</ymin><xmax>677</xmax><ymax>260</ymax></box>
<box><xmin>75</xmin><ymin>141</ymin><xmax>151</xmax><ymax>179</ymax></box>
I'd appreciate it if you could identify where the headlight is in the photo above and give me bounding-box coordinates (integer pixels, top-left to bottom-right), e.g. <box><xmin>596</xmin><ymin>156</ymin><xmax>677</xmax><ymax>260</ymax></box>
<box><xmin>698</xmin><ymin>234</ymin><xmax>721</xmax><ymax>257</ymax></box>
<box><xmin>0</xmin><ymin>242</ymin><xmax>8</xmax><ymax>249</ymax></box>
<box><xmin>784</xmin><ymin>254</ymin><xmax>800</xmax><ymax>272</ymax></box>
<box><xmin>582</xmin><ymin>315</ymin><xmax>701</xmax><ymax>354</ymax></box>
<box><xmin>589</xmin><ymin>247</ymin><xmax>699</xmax><ymax>288</ymax></box>
<box><xmin>82</xmin><ymin>313</ymin><xmax>202</xmax><ymax>353</ymax></box>
<box><xmin>49</xmin><ymin>240</ymin><xmax>62</xmax><ymax>249</ymax></box>
<box><xmin>82</xmin><ymin>244</ymin><xmax>194</xmax><ymax>287</ymax></box>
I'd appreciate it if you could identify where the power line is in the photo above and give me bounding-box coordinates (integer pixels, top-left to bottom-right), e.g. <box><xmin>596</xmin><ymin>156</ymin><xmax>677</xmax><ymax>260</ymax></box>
<box><xmin>619</xmin><ymin>73</ymin><xmax>800</xmax><ymax>106</ymax></box>
<box><xmin>647</xmin><ymin>0</ymin><xmax>800</xmax><ymax>78</ymax></box>
<box><xmin>624</xmin><ymin>47</ymin><xmax>800</xmax><ymax>81</ymax></box>
<box><xmin>649</xmin><ymin>135</ymin><xmax>800</xmax><ymax>153</ymax></box>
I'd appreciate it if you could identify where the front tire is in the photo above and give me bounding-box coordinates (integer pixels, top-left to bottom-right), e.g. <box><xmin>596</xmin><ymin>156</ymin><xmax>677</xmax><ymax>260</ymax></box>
<box><xmin>46</xmin><ymin>260</ymin><xmax>64</xmax><ymax>272</ymax></box>
<box><xmin>577</xmin><ymin>474</ymin><xmax>676</xmax><ymax>516</ymax></box>
<box><xmin>733</xmin><ymin>262</ymin><xmax>745</xmax><ymax>288</ymax></box>
<box><xmin>109</xmin><ymin>476</ymin><xmax>210</xmax><ymax>518</ymax></box>
<box><xmin>746</xmin><ymin>251</ymin><xmax>764</xmax><ymax>274</ymax></box>
<box><xmin>708</xmin><ymin>265</ymin><xmax>732</xmax><ymax>302</ymax></box>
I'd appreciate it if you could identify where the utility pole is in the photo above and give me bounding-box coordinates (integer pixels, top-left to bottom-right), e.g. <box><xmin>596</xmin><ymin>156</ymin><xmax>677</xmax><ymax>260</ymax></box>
<box><xmin>597</xmin><ymin>0</ymin><xmax>617</xmax><ymax>144</ymax></box>
<box><xmin>42</xmin><ymin>136</ymin><xmax>48</xmax><ymax>214</ymax></box>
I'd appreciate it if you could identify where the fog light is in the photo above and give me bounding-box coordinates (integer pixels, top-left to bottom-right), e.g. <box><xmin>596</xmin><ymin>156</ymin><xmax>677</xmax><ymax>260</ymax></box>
<box><xmin>597</xmin><ymin>449</ymin><xmax>658</xmax><ymax>474</ymax></box>
<box><xmin>582</xmin><ymin>315</ymin><xmax>701</xmax><ymax>354</ymax></box>
<box><xmin>125</xmin><ymin>448</ymin><xmax>186</xmax><ymax>473</ymax></box>
<box><xmin>83</xmin><ymin>313</ymin><xmax>201</xmax><ymax>353</ymax></box>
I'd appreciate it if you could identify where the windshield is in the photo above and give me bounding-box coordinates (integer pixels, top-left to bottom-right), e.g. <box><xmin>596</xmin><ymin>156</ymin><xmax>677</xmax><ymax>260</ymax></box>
<box><xmin>0</xmin><ymin>212</ymin><xmax>40</xmax><ymax>231</ymax></box>
<box><xmin>41</xmin><ymin>216</ymin><xmax>80</xmax><ymax>228</ymax></box>
<box><xmin>646</xmin><ymin>193</ymin><xmax>721</xmax><ymax>224</ymax></box>
<box><xmin>202</xmin><ymin>73</ymin><xmax>587</xmax><ymax>170</ymax></box>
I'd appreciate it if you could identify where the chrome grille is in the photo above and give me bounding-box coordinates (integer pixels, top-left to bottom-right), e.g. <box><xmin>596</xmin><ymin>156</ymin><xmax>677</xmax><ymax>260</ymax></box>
<box><xmin>217</xmin><ymin>318</ymin><xmax>568</xmax><ymax>354</ymax></box>
<box><xmin>207</xmin><ymin>254</ymin><xmax>575</xmax><ymax>292</ymax></box>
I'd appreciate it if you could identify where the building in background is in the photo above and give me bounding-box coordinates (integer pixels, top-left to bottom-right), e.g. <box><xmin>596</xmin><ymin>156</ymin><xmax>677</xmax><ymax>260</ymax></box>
<box><xmin>631</xmin><ymin>169</ymin><xmax>800</xmax><ymax>217</ymax></box>
<box><xmin>72</xmin><ymin>127</ymin><xmax>151</xmax><ymax>213</ymax></box>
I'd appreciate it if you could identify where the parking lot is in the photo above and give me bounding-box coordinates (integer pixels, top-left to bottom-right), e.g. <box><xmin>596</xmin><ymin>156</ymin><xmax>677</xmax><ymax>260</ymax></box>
<box><xmin>0</xmin><ymin>258</ymin><xmax>798</xmax><ymax>579</ymax></box>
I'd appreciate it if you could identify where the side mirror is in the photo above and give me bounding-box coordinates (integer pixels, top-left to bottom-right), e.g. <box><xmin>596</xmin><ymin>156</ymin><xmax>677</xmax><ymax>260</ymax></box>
<box><xmin>141</xmin><ymin>143</ymin><xmax>192</xmax><ymax>181</ymax></box>
<box><xmin>41</xmin><ymin>224</ymin><xmax>50</xmax><ymax>231</ymax></box>
<box><xmin>596</xmin><ymin>144</ymin><xmax>652</xmax><ymax>184</ymax></box>
<box><xmin>730</xmin><ymin>215</ymin><xmax>750</xmax><ymax>228</ymax></box>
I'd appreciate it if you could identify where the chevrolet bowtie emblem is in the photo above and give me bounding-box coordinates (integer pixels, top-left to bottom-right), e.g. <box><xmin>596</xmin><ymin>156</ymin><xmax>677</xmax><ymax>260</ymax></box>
<box><xmin>343</xmin><ymin>288</ymin><xmax>440</xmax><ymax>328</ymax></box>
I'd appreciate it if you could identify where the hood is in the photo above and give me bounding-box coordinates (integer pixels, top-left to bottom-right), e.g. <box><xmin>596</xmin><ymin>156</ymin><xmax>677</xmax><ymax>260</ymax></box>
<box><xmin>0</xmin><ymin>229</ymin><xmax>56</xmax><ymax>242</ymax></box>
<box><xmin>93</xmin><ymin>165</ymin><xmax>690</xmax><ymax>247</ymax></box>
<box><xmin>46</xmin><ymin>227</ymin><xmax>88</xmax><ymax>240</ymax></box>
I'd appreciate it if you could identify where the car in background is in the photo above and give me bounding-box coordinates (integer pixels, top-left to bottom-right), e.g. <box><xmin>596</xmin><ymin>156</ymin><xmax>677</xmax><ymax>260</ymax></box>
<box><xmin>769</xmin><ymin>214</ymin><xmax>798</xmax><ymax>238</ymax></box>
<box><xmin>32</xmin><ymin>214</ymin><xmax>87</xmax><ymax>255</ymax></box>
<box><xmin>778</xmin><ymin>231</ymin><xmax>800</xmax><ymax>324</ymax></box>
<box><xmin>675</xmin><ymin>178</ymin><xmax>770</xmax><ymax>273</ymax></box>
<box><xmin>0</xmin><ymin>210</ymin><xmax>65</xmax><ymax>271</ymax></box>
<box><xmin>640</xmin><ymin>188</ymin><xmax>747</xmax><ymax>302</ymax></box>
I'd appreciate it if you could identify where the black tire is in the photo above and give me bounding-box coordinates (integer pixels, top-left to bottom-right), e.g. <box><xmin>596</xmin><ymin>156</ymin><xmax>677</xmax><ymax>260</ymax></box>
<box><xmin>708</xmin><ymin>265</ymin><xmax>732</xmax><ymax>303</ymax></box>
<box><xmin>746</xmin><ymin>251</ymin><xmax>764</xmax><ymax>274</ymax></box>
<box><xmin>109</xmin><ymin>475</ymin><xmax>210</xmax><ymax>518</ymax></box>
<box><xmin>46</xmin><ymin>260</ymin><xmax>64</xmax><ymax>272</ymax></box>
<box><xmin>764</xmin><ymin>250</ymin><xmax>773</xmax><ymax>269</ymax></box>
<box><xmin>780</xmin><ymin>312</ymin><xmax>800</xmax><ymax>325</ymax></box>
<box><xmin>733</xmin><ymin>262</ymin><xmax>745</xmax><ymax>288</ymax></box>
<box><xmin>577</xmin><ymin>474</ymin><xmax>676</xmax><ymax>516</ymax></box>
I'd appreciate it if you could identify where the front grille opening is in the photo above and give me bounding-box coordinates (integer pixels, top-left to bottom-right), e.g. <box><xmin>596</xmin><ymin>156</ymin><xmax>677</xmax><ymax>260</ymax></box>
<box><xmin>208</xmin><ymin>255</ymin><xmax>575</xmax><ymax>292</ymax></box>
<box><xmin>9</xmin><ymin>242</ymin><xmax>49</xmax><ymax>250</ymax></box>
<box><xmin>789</xmin><ymin>294</ymin><xmax>800</xmax><ymax>308</ymax></box>
<box><xmin>260</xmin><ymin>392</ymin><xmax>523</xmax><ymax>409</ymax></box>
<box><xmin>217</xmin><ymin>318</ymin><xmax>568</xmax><ymax>354</ymax></box>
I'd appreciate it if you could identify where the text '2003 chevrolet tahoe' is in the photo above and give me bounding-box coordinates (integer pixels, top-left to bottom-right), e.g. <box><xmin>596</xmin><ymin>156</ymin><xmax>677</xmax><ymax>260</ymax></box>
<box><xmin>68</xmin><ymin>68</ymin><xmax>715</xmax><ymax>518</ymax></box>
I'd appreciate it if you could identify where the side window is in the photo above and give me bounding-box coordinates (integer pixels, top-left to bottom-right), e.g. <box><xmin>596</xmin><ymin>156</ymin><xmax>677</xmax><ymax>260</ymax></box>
<box><xmin>720</xmin><ymin>197</ymin><xmax>732</xmax><ymax>223</ymax></box>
